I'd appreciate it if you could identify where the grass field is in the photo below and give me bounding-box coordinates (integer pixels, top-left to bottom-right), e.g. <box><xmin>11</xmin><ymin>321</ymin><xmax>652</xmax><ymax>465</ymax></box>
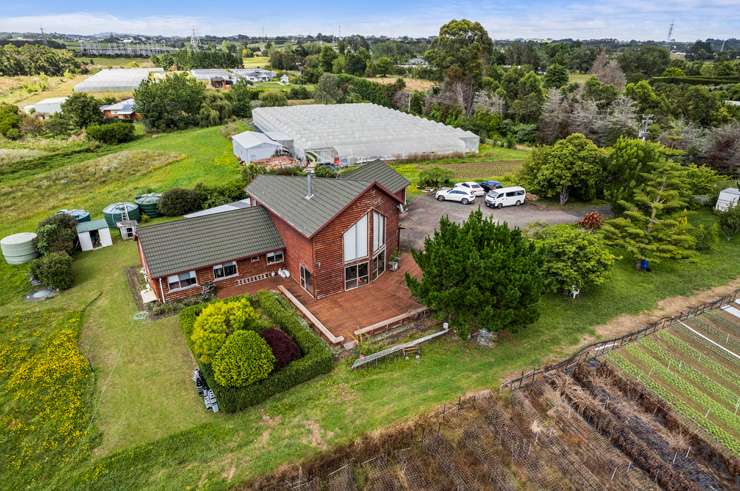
<box><xmin>569</xmin><ymin>72</ymin><xmax>593</xmax><ymax>85</ymax></box>
<box><xmin>608</xmin><ymin>312</ymin><xmax>740</xmax><ymax>455</ymax></box>
<box><xmin>243</xmin><ymin>56</ymin><xmax>270</xmax><ymax>68</ymax></box>
<box><xmin>367</xmin><ymin>76</ymin><xmax>437</xmax><ymax>92</ymax></box>
<box><xmin>86</xmin><ymin>57</ymin><xmax>155</xmax><ymax>68</ymax></box>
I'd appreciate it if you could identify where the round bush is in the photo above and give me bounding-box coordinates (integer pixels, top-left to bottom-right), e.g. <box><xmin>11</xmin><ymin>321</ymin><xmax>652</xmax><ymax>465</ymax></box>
<box><xmin>30</xmin><ymin>252</ymin><xmax>74</xmax><ymax>290</ymax></box>
<box><xmin>259</xmin><ymin>328</ymin><xmax>301</xmax><ymax>369</ymax></box>
<box><xmin>86</xmin><ymin>121</ymin><xmax>135</xmax><ymax>144</ymax></box>
<box><xmin>157</xmin><ymin>188</ymin><xmax>203</xmax><ymax>216</ymax></box>
<box><xmin>191</xmin><ymin>298</ymin><xmax>262</xmax><ymax>364</ymax></box>
<box><xmin>212</xmin><ymin>330</ymin><xmax>276</xmax><ymax>387</ymax></box>
<box><xmin>35</xmin><ymin>213</ymin><xmax>78</xmax><ymax>256</ymax></box>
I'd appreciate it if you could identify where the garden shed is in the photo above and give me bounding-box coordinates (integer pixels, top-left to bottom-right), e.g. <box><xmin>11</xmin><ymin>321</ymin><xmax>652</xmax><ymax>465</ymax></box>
<box><xmin>77</xmin><ymin>219</ymin><xmax>113</xmax><ymax>252</ymax></box>
<box><xmin>715</xmin><ymin>188</ymin><xmax>740</xmax><ymax>212</ymax></box>
<box><xmin>232</xmin><ymin>131</ymin><xmax>284</xmax><ymax>163</ymax></box>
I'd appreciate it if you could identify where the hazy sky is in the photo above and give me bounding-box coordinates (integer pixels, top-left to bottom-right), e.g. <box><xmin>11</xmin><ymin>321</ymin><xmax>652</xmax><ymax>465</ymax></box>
<box><xmin>2</xmin><ymin>1</ymin><xmax>739</xmax><ymax>40</ymax></box>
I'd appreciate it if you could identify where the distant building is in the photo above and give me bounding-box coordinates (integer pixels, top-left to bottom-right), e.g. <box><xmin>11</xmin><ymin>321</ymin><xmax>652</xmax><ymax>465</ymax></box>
<box><xmin>231</xmin><ymin>68</ymin><xmax>276</xmax><ymax>83</ymax></box>
<box><xmin>398</xmin><ymin>57</ymin><xmax>429</xmax><ymax>69</ymax></box>
<box><xmin>280</xmin><ymin>74</ymin><xmax>290</xmax><ymax>85</ymax></box>
<box><xmin>99</xmin><ymin>98</ymin><xmax>138</xmax><ymax>120</ymax></box>
<box><xmin>190</xmin><ymin>69</ymin><xmax>237</xmax><ymax>88</ymax></box>
<box><xmin>23</xmin><ymin>97</ymin><xmax>68</xmax><ymax>117</ymax></box>
<box><xmin>74</xmin><ymin>68</ymin><xmax>164</xmax><ymax>93</ymax></box>
<box><xmin>231</xmin><ymin>131</ymin><xmax>285</xmax><ymax>163</ymax></box>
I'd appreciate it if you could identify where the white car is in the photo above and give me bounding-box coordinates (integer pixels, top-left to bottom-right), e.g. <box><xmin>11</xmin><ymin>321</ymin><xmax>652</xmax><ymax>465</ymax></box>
<box><xmin>454</xmin><ymin>181</ymin><xmax>485</xmax><ymax>197</ymax></box>
<box><xmin>435</xmin><ymin>188</ymin><xmax>476</xmax><ymax>205</ymax></box>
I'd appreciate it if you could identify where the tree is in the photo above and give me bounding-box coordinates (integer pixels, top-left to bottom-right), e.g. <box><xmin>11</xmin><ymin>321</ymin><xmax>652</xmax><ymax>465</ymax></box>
<box><xmin>35</xmin><ymin>213</ymin><xmax>78</xmax><ymax>256</ymax></box>
<box><xmin>319</xmin><ymin>45</ymin><xmax>338</xmax><ymax>72</ymax></box>
<box><xmin>157</xmin><ymin>188</ymin><xmax>203</xmax><ymax>216</ymax></box>
<box><xmin>0</xmin><ymin>103</ymin><xmax>22</xmax><ymax>139</ymax></box>
<box><xmin>406</xmin><ymin>210</ymin><xmax>544</xmax><ymax>338</ymax></box>
<box><xmin>601</xmin><ymin>162</ymin><xmax>695</xmax><ymax>266</ymax></box>
<box><xmin>314</xmin><ymin>73</ymin><xmax>342</xmax><ymax>104</ymax></box>
<box><xmin>426</xmin><ymin>19</ymin><xmax>493</xmax><ymax>115</ymax></box>
<box><xmin>212</xmin><ymin>330</ymin><xmax>275</xmax><ymax>387</ymax></box>
<box><xmin>30</xmin><ymin>252</ymin><xmax>74</xmax><ymax>290</ymax></box>
<box><xmin>372</xmin><ymin>56</ymin><xmax>394</xmax><ymax>77</ymax></box>
<box><xmin>700</xmin><ymin>123</ymin><xmax>740</xmax><ymax>175</ymax></box>
<box><xmin>258</xmin><ymin>90</ymin><xmax>288</xmax><ymax>107</ymax></box>
<box><xmin>624</xmin><ymin>80</ymin><xmax>665</xmax><ymax>117</ymax></box>
<box><xmin>345</xmin><ymin>50</ymin><xmax>369</xmax><ymax>76</ymax></box>
<box><xmin>536</xmin><ymin>224</ymin><xmax>615</xmax><ymax>294</ymax></box>
<box><xmin>590</xmin><ymin>51</ymin><xmax>626</xmax><ymax>89</ymax></box>
<box><xmin>522</xmin><ymin>133</ymin><xmax>605</xmax><ymax>205</ymax></box>
<box><xmin>618</xmin><ymin>45</ymin><xmax>670</xmax><ymax>81</ymax></box>
<box><xmin>543</xmin><ymin>63</ymin><xmax>569</xmax><ymax>89</ymax></box>
<box><xmin>134</xmin><ymin>73</ymin><xmax>206</xmax><ymax>131</ymax></box>
<box><xmin>229</xmin><ymin>80</ymin><xmax>256</xmax><ymax>118</ymax></box>
<box><xmin>61</xmin><ymin>93</ymin><xmax>102</xmax><ymax>129</ymax></box>
<box><xmin>191</xmin><ymin>298</ymin><xmax>263</xmax><ymax>364</ymax></box>
<box><xmin>537</xmin><ymin>89</ymin><xmax>572</xmax><ymax>144</ymax></box>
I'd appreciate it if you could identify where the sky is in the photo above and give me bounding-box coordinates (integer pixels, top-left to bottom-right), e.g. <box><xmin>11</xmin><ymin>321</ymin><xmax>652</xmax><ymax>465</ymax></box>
<box><xmin>1</xmin><ymin>1</ymin><xmax>739</xmax><ymax>41</ymax></box>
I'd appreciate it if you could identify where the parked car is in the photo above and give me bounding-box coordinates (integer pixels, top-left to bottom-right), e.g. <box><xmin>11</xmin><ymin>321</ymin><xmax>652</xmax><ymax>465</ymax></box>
<box><xmin>454</xmin><ymin>181</ymin><xmax>485</xmax><ymax>197</ymax></box>
<box><xmin>435</xmin><ymin>188</ymin><xmax>476</xmax><ymax>205</ymax></box>
<box><xmin>478</xmin><ymin>180</ymin><xmax>503</xmax><ymax>192</ymax></box>
<box><xmin>484</xmin><ymin>186</ymin><xmax>526</xmax><ymax>208</ymax></box>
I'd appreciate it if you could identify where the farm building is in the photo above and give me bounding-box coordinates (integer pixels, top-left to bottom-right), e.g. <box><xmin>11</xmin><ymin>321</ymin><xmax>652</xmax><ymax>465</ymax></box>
<box><xmin>23</xmin><ymin>97</ymin><xmax>67</xmax><ymax>117</ymax></box>
<box><xmin>74</xmin><ymin>68</ymin><xmax>164</xmax><ymax>93</ymax></box>
<box><xmin>190</xmin><ymin>69</ymin><xmax>236</xmax><ymax>88</ymax></box>
<box><xmin>136</xmin><ymin>162</ymin><xmax>408</xmax><ymax>303</ymax></box>
<box><xmin>715</xmin><ymin>187</ymin><xmax>740</xmax><ymax>212</ymax></box>
<box><xmin>77</xmin><ymin>220</ymin><xmax>113</xmax><ymax>252</ymax></box>
<box><xmin>231</xmin><ymin>131</ymin><xmax>285</xmax><ymax>163</ymax></box>
<box><xmin>231</xmin><ymin>68</ymin><xmax>276</xmax><ymax>82</ymax></box>
<box><xmin>99</xmin><ymin>98</ymin><xmax>138</xmax><ymax>120</ymax></box>
<box><xmin>252</xmin><ymin>103</ymin><xmax>479</xmax><ymax>165</ymax></box>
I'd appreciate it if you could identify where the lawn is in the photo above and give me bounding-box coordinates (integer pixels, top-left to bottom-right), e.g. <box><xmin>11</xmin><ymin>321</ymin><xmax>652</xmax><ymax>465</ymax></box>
<box><xmin>568</xmin><ymin>72</ymin><xmax>593</xmax><ymax>85</ymax></box>
<box><xmin>366</xmin><ymin>76</ymin><xmax>437</xmax><ymax>92</ymax></box>
<box><xmin>0</xmin><ymin>74</ymin><xmax>87</xmax><ymax>105</ymax></box>
<box><xmin>243</xmin><ymin>56</ymin><xmax>270</xmax><ymax>68</ymax></box>
<box><xmin>86</xmin><ymin>57</ymin><xmax>155</xmax><ymax>68</ymax></box>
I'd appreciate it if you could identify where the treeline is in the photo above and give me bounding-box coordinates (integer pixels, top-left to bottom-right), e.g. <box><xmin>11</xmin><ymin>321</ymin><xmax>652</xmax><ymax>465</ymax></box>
<box><xmin>152</xmin><ymin>48</ymin><xmax>242</xmax><ymax>70</ymax></box>
<box><xmin>0</xmin><ymin>44</ymin><xmax>82</xmax><ymax>76</ymax></box>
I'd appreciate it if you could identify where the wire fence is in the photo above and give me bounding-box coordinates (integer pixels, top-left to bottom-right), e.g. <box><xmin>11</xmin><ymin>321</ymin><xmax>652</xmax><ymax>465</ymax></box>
<box><xmin>501</xmin><ymin>290</ymin><xmax>739</xmax><ymax>390</ymax></box>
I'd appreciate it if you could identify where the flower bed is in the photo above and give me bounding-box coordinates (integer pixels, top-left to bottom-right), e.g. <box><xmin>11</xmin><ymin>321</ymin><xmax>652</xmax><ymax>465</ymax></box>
<box><xmin>180</xmin><ymin>291</ymin><xmax>334</xmax><ymax>412</ymax></box>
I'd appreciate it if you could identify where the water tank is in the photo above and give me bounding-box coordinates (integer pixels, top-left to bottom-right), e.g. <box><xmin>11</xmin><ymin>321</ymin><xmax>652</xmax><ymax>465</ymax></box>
<box><xmin>134</xmin><ymin>193</ymin><xmax>162</xmax><ymax>217</ymax></box>
<box><xmin>1</xmin><ymin>232</ymin><xmax>38</xmax><ymax>265</ymax></box>
<box><xmin>58</xmin><ymin>209</ymin><xmax>91</xmax><ymax>223</ymax></box>
<box><xmin>103</xmin><ymin>202</ymin><xmax>140</xmax><ymax>227</ymax></box>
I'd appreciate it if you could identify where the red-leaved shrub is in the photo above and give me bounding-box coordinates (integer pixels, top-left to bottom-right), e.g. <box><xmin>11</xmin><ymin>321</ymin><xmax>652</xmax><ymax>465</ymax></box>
<box><xmin>578</xmin><ymin>211</ymin><xmax>604</xmax><ymax>231</ymax></box>
<box><xmin>259</xmin><ymin>328</ymin><xmax>302</xmax><ymax>369</ymax></box>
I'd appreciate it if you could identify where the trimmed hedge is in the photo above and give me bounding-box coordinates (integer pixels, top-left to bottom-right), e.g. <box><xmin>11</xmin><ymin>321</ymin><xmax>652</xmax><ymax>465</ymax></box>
<box><xmin>180</xmin><ymin>291</ymin><xmax>334</xmax><ymax>412</ymax></box>
<box><xmin>651</xmin><ymin>75</ymin><xmax>740</xmax><ymax>86</ymax></box>
<box><xmin>85</xmin><ymin>121</ymin><xmax>135</xmax><ymax>144</ymax></box>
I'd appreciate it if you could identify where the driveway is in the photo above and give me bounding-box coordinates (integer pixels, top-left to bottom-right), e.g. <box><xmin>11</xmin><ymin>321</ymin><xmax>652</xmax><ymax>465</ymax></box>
<box><xmin>401</xmin><ymin>194</ymin><xmax>612</xmax><ymax>250</ymax></box>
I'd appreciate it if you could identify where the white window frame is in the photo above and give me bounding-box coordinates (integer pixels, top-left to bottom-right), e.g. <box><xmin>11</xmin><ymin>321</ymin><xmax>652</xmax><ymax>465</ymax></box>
<box><xmin>372</xmin><ymin>210</ymin><xmax>386</xmax><ymax>253</ymax></box>
<box><xmin>266</xmin><ymin>251</ymin><xmax>284</xmax><ymax>265</ymax></box>
<box><xmin>213</xmin><ymin>261</ymin><xmax>238</xmax><ymax>281</ymax></box>
<box><xmin>167</xmin><ymin>271</ymin><xmax>197</xmax><ymax>291</ymax></box>
<box><xmin>343</xmin><ymin>214</ymin><xmax>368</xmax><ymax>262</ymax></box>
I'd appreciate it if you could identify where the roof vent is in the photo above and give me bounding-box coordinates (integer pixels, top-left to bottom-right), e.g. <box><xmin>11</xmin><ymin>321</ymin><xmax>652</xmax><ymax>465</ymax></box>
<box><xmin>305</xmin><ymin>169</ymin><xmax>314</xmax><ymax>200</ymax></box>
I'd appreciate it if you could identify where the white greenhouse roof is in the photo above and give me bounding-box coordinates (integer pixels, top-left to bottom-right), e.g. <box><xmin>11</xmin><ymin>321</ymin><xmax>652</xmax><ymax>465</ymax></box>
<box><xmin>99</xmin><ymin>98</ymin><xmax>136</xmax><ymax>115</ymax></box>
<box><xmin>252</xmin><ymin>103</ymin><xmax>479</xmax><ymax>163</ymax></box>
<box><xmin>23</xmin><ymin>97</ymin><xmax>67</xmax><ymax>115</ymax></box>
<box><xmin>74</xmin><ymin>68</ymin><xmax>164</xmax><ymax>93</ymax></box>
<box><xmin>232</xmin><ymin>131</ymin><xmax>283</xmax><ymax>150</ymax></box>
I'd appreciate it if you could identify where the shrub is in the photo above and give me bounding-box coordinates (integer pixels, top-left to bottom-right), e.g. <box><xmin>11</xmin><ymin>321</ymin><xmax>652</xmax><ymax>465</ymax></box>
<box><xmin>260</xmin><ymin>328</ymin><xmax>302</xmax><ymax>369</ymax></box>
<box><xmin>577</xmin><ymin>211</ymin><xmax>604</xmax><ymax>231</ymax></box>
<box><xmin>194</xmin><ymin>181</ymin><xmax>245</xmax><ymax>209</ymax></box>
<box><xmin>180</xmin><ymin>292</ymin><xmax>333</xmax><ymax>412</ymax></box>
<box><xmin>190</xmin><ymin>298</ymin><xmax>263</xmax><ymax>364</ymax></box>
<box><xmin>30</xmin><ymin>252</ymin><xmax>74</xmax><ymax>290</ymax></box>
<box><xmin>417</xmin><ymin>167</ymin><xmax>454</xmax><ymax>189</ymax></box>
<box><xmin>85</xmin><ymin>122</ymin><xmax>135</xmax><ymax>144</ymax></box>
<box><xmin>314</xmin><ymin>165</ymin><xmax>337</xmax><ymax>178</ymax></box>
<box><xmin>718</xmin><ymin>205</ymin><xmax>740</xmax><ymax>239</ymax></box>
<box><xmin>258</xmin><ymin>90</ymin><xmax>288</xmax><ymax>107</ymax></box>
<box><xmin>61</xmin><ymin>93</ymin><xmax>102</xmax><ymax>129</ymax></box>
<box><xmin>157</xmin><ymin>188</ymin><xmax>202</xmax><ymax>216</ymax></box>
<box><xmin>35</xmin><ymin>213</ymin><xmax>78</xmax><ymax>255</ymax></box>
<box><xmin>0</xmin><ymin>103</ymin><xmax>22</xmax><ymax>139</ymax></box>
<box><xmin>212</xmin><ymin>331</ymin><xmax>276</xmax><ymax>387</ymax></box>
<box><xmin>691</xmin><ymin>223</ymin><xmax>719</xmax><ymax>251</ymax></box>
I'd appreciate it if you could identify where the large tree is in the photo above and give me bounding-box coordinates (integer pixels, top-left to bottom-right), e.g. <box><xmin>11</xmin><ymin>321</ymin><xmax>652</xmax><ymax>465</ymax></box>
<box><xmin>543</xmin><ymin>63</ymin><xmax>569</xmax><ymax>89</ymax></box>
<box><xmin>426</xmin><ymin>19</ymin><xmax>493</xmax><ymax>115</ymax></box>
<box><xmin>134</xmin><ymin>73</ymin><xmax>206</xmax><ymax>131</ymax></box>
<box><xmin>406</xmin><ymin>210</ymin><xmax>544</xmax><ymax>339</ymax></box>
<box><xmin>522</xmin><ymin>133</ymin><xmax>605</xmax><ymax>205</ymax></box>
<box><xmin>61</xmin><ymin>93</ymin><xmax>103</xmax><ymax>129</ymax></box>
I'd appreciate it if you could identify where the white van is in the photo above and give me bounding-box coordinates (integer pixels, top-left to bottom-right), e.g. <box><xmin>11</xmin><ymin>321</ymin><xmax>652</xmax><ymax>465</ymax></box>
<box><xmin>485</xmin><ymin>186</ymin><xmax>526</xmax><ymax>208</ymax></box>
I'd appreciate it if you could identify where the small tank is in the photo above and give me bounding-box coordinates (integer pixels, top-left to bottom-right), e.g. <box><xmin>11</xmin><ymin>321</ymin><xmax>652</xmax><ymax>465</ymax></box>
<box><xmin>1</xmin><ymin>232</ymin><xmax>38</xmax><ymax>265</ymax></box>
<box><xmin>58</xmin><ymin>209</ymin><xmax>91</xmax><ymax>223</ymax></box>
<box><xmin>103</xmin><ymin>202</ymin><xmax>140</xmax><ymax>228</ymax></box>
<box><xmin>134</xmin><ymin>193</ymin><xmax>162</xmax><ymax>217</ymax></box>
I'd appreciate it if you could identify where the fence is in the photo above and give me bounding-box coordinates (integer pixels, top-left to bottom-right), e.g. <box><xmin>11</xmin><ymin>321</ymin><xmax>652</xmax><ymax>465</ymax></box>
<box><xmin>501</xmin><ymin>289</ymin><xmax>739</xmax><ymax>390</ymax></box>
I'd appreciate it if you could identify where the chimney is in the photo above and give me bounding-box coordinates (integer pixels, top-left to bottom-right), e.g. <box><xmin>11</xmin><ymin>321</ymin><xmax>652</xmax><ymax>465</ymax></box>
<box><xmin>305</xmin><ymin>169</ymin><xmax>314</xmax><ymax>200</ymax></box>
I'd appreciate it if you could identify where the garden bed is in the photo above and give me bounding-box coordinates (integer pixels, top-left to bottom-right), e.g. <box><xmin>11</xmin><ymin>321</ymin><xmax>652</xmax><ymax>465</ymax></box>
<box><xmin>180</xmin><ymin>291</ymin><xmax>334</xmax><ymax>412</ymax></box>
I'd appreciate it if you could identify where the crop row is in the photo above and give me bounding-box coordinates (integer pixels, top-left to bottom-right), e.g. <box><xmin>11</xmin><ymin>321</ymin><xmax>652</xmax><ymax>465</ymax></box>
<box><xmin>658</xmin><ymin>330</ymin><xmax>740</xmax><ymax>390</ymax></box>
<box><xmin>687</xmin><ymin>315</ymin><xmax>740</xmax><ymax>352</ymax></box>
<box><xmin>673</xmin><ymin>324</ymin><xmax>740</xmax><ymax>367</ymax></box>
<box><xmin>608</xmin><ymin>353</ymin><xmax>740</xmax><ymax>455</ymax></box>
<box><xmin>637</xmin><ymin>337</ymin><xmax>738</xmax><ymax>409</ymax></box>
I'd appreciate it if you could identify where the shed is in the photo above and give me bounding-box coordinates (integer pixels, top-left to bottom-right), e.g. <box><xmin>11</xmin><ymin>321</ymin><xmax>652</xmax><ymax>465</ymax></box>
<box><xmin>715</xmin><ymin>188</ymin><xmax>740</xmax><ymax>212</ymax></box>
<box><xmin>77</xmin><ymin>220</ymin><xmax>113</xmax><ymax>251</ymax></box>
<box><xmin>232</xmin><ymin>131</ymin><xmax>284</xmax><ymax>163</ymax></box>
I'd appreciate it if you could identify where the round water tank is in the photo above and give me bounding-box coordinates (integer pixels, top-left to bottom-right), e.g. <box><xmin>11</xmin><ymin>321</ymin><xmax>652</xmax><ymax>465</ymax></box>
<box><xmin>134</xmin><ymin>193</ymin><xmax>162</xmax><ymax>217</ymax></box>
<box><xmin>1</xmin><ymin>232</ymin><xmax>38</xmax><ymax>265</ymax></box>
<box><xmin>58</xmin><ymin>209</ymin><xmax>91</xmax><ymax>223</ymax></box>
<box><xmin>103</xmin><ymin>202</ymin><xmax>140</xmax><ymax>227</ymax></box>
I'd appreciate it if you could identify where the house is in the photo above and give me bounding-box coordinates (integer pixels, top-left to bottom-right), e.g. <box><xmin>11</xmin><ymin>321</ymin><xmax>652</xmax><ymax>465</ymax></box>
<box><xmin>232</xmin><ymin>131</ymin><xmax>285</xmax><ymax>163</ymax></box>
<box><xmin>99</xmin><ymin>98</ymin><xmax>138</xmax><ymax>120</ymax></box>
<box><xmin>136</xmin><ymin>161</ymin><xmax>409</xmax><ymax>302</ymax></box>
<box><xmin>77</xmin><ymin>219</ymin><xmax>113</xmax><ymax>252</ymax></box>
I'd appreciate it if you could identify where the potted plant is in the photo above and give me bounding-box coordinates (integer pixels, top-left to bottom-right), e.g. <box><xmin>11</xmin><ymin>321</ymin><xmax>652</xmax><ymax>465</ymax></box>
<box><xmin>389</xmin><ymin>251</ymin><xmax>400</xmax><ymax>271</ymax></box>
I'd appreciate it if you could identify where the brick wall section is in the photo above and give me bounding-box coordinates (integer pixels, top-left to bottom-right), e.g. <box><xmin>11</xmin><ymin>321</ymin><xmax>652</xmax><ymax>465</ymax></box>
<box><xmin>265</xmin><ymin>209</ymin><xmax>316</xmax><ymax>294</ymax></box>
<box><xmin>312</xmin><ymin>186</ymin><xmax>400</xmax><ymax>299</ymax></box>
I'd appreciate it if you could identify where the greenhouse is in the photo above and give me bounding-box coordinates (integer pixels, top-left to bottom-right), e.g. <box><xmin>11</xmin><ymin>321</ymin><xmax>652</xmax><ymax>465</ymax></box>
<box><xmin>74</xmin><ymin>68</ymin><xmax>164</xmax><ymax>93</ymax></box>
<box><xmin>251</xmin><ymin>103</ymin><xmax>479</xmax><ymax>165</ymax></box>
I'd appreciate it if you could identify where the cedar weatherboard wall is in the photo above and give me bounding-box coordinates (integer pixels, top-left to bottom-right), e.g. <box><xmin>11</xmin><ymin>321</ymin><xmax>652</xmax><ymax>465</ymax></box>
<box><xmin>263</xmin><ymin>206</ymin><xmax>316</xmax><ymax>295</ymax></box>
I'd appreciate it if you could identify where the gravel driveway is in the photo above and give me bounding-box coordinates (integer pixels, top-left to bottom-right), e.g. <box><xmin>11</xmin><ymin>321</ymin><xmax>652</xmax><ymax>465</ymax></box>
<box><xmin>401</xmin><ymin>194</ymin><xmax>612</xmax><ymax>250</ymax></box>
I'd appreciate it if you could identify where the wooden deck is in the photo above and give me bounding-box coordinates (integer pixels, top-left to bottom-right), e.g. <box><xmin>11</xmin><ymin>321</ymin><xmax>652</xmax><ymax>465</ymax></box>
<box><xmin>217</xmin><ymin>253</ymin><xmax>423</xmax><ymax>342</ymax></box>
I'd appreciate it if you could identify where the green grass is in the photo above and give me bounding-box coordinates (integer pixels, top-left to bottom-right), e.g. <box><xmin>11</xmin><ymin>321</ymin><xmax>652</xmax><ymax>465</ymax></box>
<box><xmin>86</xmin><ymin>57</ymin><xmax>155</xmax><ymax>68</ymax></box>
<box><xmin>243</xmin><ymin>56</ymin><xmax>270</xmax><ymax>68</ymax></box>
<box><xmin>568</xmin><ymin>72</ymin><xmax>593</xmax><ymax>85</ymax></box>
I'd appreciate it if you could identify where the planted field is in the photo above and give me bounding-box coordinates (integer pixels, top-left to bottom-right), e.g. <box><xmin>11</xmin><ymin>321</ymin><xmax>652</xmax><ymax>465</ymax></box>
<box><xmin>608</xmin><ymin>310</ymin><xmax>740</xmax><ymax>456</ymax></box>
